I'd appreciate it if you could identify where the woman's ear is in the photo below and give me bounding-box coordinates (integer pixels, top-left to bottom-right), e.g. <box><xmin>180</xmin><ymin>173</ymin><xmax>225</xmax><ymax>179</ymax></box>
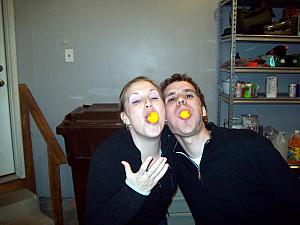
<box><xmin>120</xmin><ymin>112</ymin><xmax>130</xmax><ymax>126</ymax></box>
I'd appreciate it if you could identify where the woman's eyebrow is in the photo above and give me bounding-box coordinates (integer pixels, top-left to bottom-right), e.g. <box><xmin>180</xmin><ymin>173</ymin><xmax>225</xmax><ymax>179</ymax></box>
<box><xmin>129</xmin><ymin>92</ymin><xmax>140</xmax><ymax>96</ymax></box>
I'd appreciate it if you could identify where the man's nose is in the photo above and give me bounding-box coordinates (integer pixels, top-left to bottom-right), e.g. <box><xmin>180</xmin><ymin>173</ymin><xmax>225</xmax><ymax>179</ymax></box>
<box><xmin>177</xmin><ymin>96</ymin><xmax>186</xmax><ymax>105</ymax></box>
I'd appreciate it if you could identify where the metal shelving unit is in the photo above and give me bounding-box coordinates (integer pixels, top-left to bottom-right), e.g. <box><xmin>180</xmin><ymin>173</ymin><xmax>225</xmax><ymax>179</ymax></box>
<box><xmin>217</xmin><ymin>0</ymin><xmax>300</xmax><ymax>128</ymax></box>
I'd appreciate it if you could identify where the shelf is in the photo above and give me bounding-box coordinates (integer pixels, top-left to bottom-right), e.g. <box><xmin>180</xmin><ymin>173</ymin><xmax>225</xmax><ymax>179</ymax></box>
<box><xmin>219</xmin><ymin>93</ymin><xmax>300</xmax><ymax>104</ymax></box>
<box><xmin>289</xmin><ymin>164</ymin><xmax>300</xmax><ymax>169</ymax></box>
<box><xmin>220</xmin><ymin>67</ymin><xmax>300</xmax><ymax>74</ymax></box>
<box><xmin>221</xmin><ymin>34</ymin><xmax>300</xmax><ymax>43</ymax></box>
<box><xmin>220</xmin><ymin>0</ymin><xmax>300</xmax><ymax>8</ymax></box>
<box><xmin>220</xmin><ymin>0</ymin><xmax>231</xmax><ymax>6</ymax></box>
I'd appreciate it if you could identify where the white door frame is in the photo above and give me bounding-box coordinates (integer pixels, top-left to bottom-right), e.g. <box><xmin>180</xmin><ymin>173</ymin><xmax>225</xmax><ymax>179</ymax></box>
<box><xmin>2</xmin><ymin>0</ymin><xmax>25</xmax><ymax>179</ymax></box>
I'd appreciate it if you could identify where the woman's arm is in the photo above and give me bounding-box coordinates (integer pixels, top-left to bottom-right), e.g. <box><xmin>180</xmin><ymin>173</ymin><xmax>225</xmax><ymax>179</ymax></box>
<box><xmin>85</xmin><ymin>154</ymin><xmax>146</xmax><ymax>225</ymax></box>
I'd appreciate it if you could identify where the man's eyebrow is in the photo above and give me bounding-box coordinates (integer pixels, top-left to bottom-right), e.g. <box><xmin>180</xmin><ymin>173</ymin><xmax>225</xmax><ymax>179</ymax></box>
<box><xmin>183</xmin><ymin>88</ymin><xmax>196</xmax><ymax>93</ymax></box>
<box><xmin>165</xmin><ymin>91</ymin><xmax>176</xmax><ymax>98</ymax></box>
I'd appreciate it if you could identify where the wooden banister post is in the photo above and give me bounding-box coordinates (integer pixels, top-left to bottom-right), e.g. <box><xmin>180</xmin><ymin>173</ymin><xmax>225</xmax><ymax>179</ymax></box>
<box><xmin>19</xmin><ymin>83</ymin><xmax>67</xmax><ymax>225</ymax></box>
<box><xmin>48</xmin><ymin>145</ymin><xmax>64</xmax><ymax>225</ymax></box>
<box><xmin>19</xmin><ymin>84</ymin><xmax>36</xmax><ymax>194</ymax></box>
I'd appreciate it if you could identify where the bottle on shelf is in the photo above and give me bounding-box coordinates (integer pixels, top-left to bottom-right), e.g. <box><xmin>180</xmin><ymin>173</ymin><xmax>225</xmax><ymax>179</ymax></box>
<box><xmin>287</xmin><ymin>130</ymin><xmax>300</xmax><ymax>165</ymax></box>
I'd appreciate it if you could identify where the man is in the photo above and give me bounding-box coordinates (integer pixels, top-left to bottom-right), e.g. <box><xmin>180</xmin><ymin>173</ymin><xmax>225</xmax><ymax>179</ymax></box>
<box><xmin>161</xmin><ymin>73</ymin><xmax>300</xmax><ymax>225</ymax></box>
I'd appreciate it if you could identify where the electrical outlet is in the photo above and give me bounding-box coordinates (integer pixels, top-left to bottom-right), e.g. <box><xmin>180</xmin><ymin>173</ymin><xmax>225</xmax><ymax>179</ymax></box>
<box><xmin>65</xmin><ymin>48</ymin><xmax>74</xmax><ymax>63</ymax></box>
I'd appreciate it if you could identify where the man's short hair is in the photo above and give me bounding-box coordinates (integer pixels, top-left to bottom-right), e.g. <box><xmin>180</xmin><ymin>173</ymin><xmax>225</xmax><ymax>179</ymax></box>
<box><xmin>160</xmin><ymin>73</ymin><xmax>207</xmax><ymax>110</ymax></box>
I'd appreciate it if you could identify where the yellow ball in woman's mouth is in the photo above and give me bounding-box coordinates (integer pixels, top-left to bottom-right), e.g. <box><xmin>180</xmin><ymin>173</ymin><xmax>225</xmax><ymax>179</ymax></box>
<box><xmin>147</xmin><ymin>112</ymin><xmax>159</xmax><ymax>124</ymax></box>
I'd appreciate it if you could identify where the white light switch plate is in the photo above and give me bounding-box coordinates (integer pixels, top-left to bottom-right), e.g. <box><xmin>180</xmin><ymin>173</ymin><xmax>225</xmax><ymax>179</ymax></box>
<box><xmin>65</xmin><ymin>48</ymin><xmax>74</xmax><ymax>63</ymax></box>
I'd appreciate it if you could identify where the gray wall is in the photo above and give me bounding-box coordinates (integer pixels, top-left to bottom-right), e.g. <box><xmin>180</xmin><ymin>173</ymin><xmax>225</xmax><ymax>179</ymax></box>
<box><xmin>14</xmin><ymin>0</ymin><xmax>219</xmax><ymax>197</ymax></box>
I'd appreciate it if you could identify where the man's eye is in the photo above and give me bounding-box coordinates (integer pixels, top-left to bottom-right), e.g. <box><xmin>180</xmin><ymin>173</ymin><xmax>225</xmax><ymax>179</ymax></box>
<box><xmin>167</xmin><ymin>97</ymin><xmax>175</xmax><ymax>102</ymax></box>
<box><xmin>186</xmin><ymin>94</ymin><xmax>194</xmax><ymax>98</ymax></box>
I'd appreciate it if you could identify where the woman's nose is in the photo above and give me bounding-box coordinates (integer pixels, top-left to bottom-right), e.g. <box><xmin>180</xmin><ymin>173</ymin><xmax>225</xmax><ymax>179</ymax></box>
<box><xmin>145</xmin><ymin>98</ymin><xmax>152</xmax><ymax>108</ymax></box>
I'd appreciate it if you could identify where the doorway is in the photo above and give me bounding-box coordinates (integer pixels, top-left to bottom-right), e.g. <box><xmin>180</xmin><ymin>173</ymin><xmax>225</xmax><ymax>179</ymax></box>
<box><xmin>0</xmin><ymin>0</ymin><xmax>25</xmax><ymax>180</ymax></box>
<box><xmin>0</xmin><ymin>0</ymin><xmax>15</xmax><ymax>176</ymax></box>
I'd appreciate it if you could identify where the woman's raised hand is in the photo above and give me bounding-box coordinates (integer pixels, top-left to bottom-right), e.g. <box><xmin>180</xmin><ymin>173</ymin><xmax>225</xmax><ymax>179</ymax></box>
<box><xmin>121</xmin><ymin>156</ymin><xmax>169</xmax><ymax>193</ymax></box>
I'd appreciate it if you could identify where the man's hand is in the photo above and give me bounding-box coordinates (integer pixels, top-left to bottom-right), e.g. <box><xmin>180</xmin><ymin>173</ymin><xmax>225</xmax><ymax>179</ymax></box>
<box><xmin>121</xmin><ymin>156</ymin><xmax>169</xmax><ymax>193</ymax></box>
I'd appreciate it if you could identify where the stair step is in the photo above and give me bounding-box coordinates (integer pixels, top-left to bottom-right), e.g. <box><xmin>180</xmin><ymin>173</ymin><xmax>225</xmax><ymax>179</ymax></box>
<box><xmin>0</xmin><ymin>209</ymin><xmax>54</xmax><ymax>225</ymax></box>
<box><xmin>0</xmin><ymin>189</ymin><xmax>38</xmax><ymax>213</ymax></box>
<box><xmin>0</xmin><ymin>189</ymin><xmax>54</xmax><ymax>225</ymax></box>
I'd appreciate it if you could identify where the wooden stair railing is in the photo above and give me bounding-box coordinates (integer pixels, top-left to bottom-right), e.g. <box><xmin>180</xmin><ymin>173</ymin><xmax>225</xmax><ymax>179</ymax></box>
<box><xmin>19</xmin><ymin>83</ymin><xmax>67</xmax><ymax>225</ymax></box>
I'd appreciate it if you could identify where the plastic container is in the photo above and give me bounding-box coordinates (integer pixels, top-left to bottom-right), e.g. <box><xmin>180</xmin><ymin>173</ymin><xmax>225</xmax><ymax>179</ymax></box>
<box><xmin>272</xmin><ymin>131</ymin><xmax>288</xmax><ymax>161</ymax></box>
<box><xmin>287</xmin><ymin>130</ymin><xmax>300</xmax><ymax>165</ymax></box>
<box><xmin>222</xmin><ymin>79</ymin><xmax>230</xmax><ymax>94</ymax></box>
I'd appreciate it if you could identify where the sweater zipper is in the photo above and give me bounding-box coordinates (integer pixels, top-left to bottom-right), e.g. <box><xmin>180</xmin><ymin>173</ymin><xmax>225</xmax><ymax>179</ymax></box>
<box><xmin>175</xmin><ymin>151</ymin><xmax>201</xmax><ymax>180</ymax></box>
<box><xmin>172</xmin><ymin>134</ymin><xmax>211</xmax><ymax>181</ymax></box>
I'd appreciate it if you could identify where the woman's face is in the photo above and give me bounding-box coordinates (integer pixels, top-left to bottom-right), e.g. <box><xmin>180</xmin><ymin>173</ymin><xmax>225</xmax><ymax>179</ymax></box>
<box><xmin>121</xmin><ymin>80</ymin><xmax>165</xmax><ymax>138</ymax></box>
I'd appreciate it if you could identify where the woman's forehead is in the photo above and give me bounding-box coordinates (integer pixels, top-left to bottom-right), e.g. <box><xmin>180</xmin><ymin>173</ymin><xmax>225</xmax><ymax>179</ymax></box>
<box><xmin>126</xmin><ymin>81</ymin><xmax>158</xmax><ymax>95</ymax></box>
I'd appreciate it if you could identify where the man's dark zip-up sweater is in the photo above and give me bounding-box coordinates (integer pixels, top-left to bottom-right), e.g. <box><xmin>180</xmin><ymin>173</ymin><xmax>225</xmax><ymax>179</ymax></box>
<box><xmin>85</xmin><ymin>127</ymin><xmax>177</xmax><ymax>225</ymax></box>
<box><xmin>169</xmin><ymin>123</ymin><xmax>300</xmax><ymax>225</ymax></box>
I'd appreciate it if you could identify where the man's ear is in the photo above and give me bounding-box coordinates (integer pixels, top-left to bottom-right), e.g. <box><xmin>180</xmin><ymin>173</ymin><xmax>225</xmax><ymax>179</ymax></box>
<box><xmin>120</xmin><ymin>112</ymin><xmax>130</xmax><ymax>126</ymax></box>
<box><xmin>202</xmin><ymin>106</ymin><xmax>208</xmax><ymax>124</ymax></box>
<box><xmin>202</xmin><ymin>106</ymin><xmax>207</xmax><ymax>117</ymax></box>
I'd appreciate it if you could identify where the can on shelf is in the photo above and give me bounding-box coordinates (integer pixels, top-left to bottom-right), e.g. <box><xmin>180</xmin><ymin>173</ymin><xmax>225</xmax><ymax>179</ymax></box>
<box><xmin>296</xmin><ymin>83</ymin><xmax>300</xmax><ymax>97</ymax></box>
<box><xmin>265</xmin><ymin>75</ymin><xmax>277</xmax><ymax>98</ymax></box>
<box><xmin>289</xmin><ymin>83</ymin><xmax>297</xmax><ymax>97</ymax></box>
<box><xmin>235</xmin><ymin>82</ymin><xmax>244</xmax><ymax>97</ymax></box>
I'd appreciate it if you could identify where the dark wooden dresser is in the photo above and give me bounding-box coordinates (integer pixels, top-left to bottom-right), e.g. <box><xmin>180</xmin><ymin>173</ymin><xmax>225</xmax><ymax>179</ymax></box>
<box><xmin>56</xmin><ymin>103</ymin><xmax>122</xmax><ymax>225</ymax></box>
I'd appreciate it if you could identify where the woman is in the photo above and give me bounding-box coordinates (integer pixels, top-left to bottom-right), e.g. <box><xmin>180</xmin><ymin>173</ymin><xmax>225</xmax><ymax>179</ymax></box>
<box><xmin>85</xmin><ymin>77</ymin><xmax>177</xmax><ymax>225</ymax></box>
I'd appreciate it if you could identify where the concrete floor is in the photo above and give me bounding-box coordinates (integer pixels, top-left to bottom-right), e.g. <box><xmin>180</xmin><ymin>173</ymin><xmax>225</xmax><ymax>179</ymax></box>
<box><xmin>39</xmin><ymin>197</ymin><xmax>79</xmax><ymax>225</ymax></box>
<box><xmin>0</xmin><ymin>189</ymin><xmax>55</xmax><ymax>225</ymax></box>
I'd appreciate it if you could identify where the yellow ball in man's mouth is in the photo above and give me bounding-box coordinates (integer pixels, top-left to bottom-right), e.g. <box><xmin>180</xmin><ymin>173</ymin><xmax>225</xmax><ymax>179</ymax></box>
<box><xmin>147</xmin><ymin>112</ymin><xmax>159</xmax><ymax>124</ymax></box>
<box><xmin>179</xmin><ymin>110</ymin><xmax>190</xmax><ymax>119</ymax></box>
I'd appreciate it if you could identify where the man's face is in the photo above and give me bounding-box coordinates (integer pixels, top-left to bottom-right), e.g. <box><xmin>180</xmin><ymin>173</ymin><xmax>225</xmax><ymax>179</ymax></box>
<box><xmin>163</xmin><ymin>81</ymin><xmax>205</xmax><ymax>137</ymax></box>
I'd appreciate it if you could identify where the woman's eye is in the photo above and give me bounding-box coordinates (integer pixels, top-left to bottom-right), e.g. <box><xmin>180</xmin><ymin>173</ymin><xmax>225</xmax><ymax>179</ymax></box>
<box><xmin>129</xmin><ymin>95</ymin><xmax>141</xmax><ymax>104</ymax></box>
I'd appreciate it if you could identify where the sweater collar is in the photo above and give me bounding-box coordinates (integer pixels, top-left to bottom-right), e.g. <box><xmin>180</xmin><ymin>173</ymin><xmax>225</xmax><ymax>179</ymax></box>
<box><xmin>173</xmin><ymin>122</ymin><xmax>219</xmax><ymax>155</ymax></box>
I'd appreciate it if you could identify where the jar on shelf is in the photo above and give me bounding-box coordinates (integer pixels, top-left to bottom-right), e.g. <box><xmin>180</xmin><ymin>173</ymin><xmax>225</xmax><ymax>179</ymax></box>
<box><xmin>224</xmin><ymin>117</ymin><xmax>243</xmax><ymax>129</ymax></box>
<box><xmin>287</xmin><ymin>130</ymin><xmax>300</xmax><ymax>165</ymax></box>
<box><xmin>241</xmin><ymin>114</ymin><xmax>259</xmax><ymax>133</ymax></box>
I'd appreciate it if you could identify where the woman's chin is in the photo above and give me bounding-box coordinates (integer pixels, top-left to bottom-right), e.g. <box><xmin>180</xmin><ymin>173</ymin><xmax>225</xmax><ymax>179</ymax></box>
<box><xmin>144</xmin><ymin>125</ymin><xmax>163</xmax><ymax>138</ymax></box>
